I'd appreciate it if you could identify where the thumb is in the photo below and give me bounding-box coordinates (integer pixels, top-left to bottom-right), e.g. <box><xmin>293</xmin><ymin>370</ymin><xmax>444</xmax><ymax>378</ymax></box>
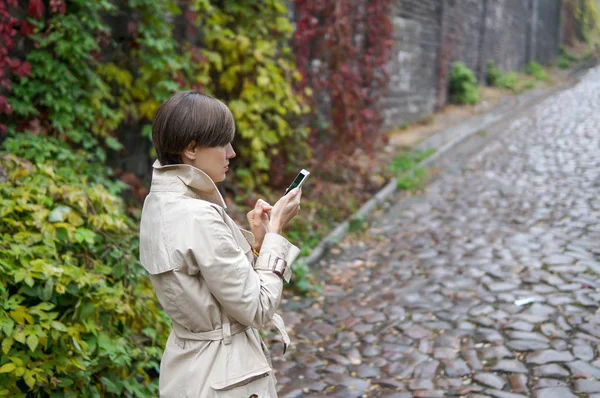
<box><xmin>287</xmin><ymin>187</ymin><xmax>300</xmax><ymax>198</ymax></box>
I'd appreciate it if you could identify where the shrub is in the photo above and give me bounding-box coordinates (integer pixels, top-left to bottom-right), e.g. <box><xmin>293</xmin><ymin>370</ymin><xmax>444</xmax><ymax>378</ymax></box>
<box><xmin>449</xmin><ymin>62</ymin><xmax>479</xmax><ymax>105</ymax></box>
<box><xmin>497</xmin><ymin>72</ymin><xmax>519</xmax><ymax>91</ymax></box>
<box><xmin>521</xmin><ymin>80</ymin><xmax>537</xmax><ymax>90</ymax></box>
<box><xmin>486</xmin><ymin>61</ymin><xmax>503</xmax><ymax>86</ymax></box>
<box><xmin>557</xmin><ymin>56</ymin><xmax>572</xmax><ymax>69</ymax></box>
<box><xmin>525</xmin><ymin>62</ymin><xmax>548</xmax><ymax>81</ymax></box>
<box><xmin>0</xmin><ymin>134</ymin><xmax>169</xmax><ymax>396</ymax></box>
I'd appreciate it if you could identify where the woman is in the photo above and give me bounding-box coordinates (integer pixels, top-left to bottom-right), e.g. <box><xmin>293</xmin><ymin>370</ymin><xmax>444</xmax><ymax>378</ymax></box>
<box><xmin>139</xmin><ymin>91</ymin><xmax>302</xmax><ymax>397</ymax></box>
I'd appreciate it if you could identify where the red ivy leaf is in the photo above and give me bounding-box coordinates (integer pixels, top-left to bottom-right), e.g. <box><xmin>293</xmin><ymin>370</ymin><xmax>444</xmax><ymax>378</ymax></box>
<box><xmin>0</xmin><ymin>96</ymin><xmax>13</xmax><ymax>115</ymax></box>
<box><xmin>21</xmin><ymin>20</ymin><xmax>36</xmax><ymax>36</ymax></box>
<box><xmin>28</xmin><ymin>0</ymin><xmax>44</xmax><ymax>18</ymax></box>
<box><xmin>50</xmin><ymin>0</ymin><xmax>66</xmax><ymax>15</ymax></box>
<box><xmin>15</xmin><ymin>61</ymin><xmax>31</xmax><ymax>78</ymax></box>
<box><xmin>0</xmin><ymin>78</ymin><xmax>11</xmax><ymax>91</ymax></box>
<box><xmin>27</xmin><ymin>119</ymin><xmax>44</xmax><ymax>135</ymax></box>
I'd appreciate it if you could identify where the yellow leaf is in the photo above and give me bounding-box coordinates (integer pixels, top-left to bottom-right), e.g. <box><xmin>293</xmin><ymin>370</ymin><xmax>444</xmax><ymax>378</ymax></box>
<box><xmin>10</xmin><ymin>307</ymin><xmax>31</xmax><ymax>325</ymax></box>
<box><xmin>1</xmin><ymin>338</ymin><xmax>12</xmax><ymax>355</ymax></box>
<box><xmin>0</xmin><ymin>363</ymin><xmax>16</xmax><ymax>373</ymax></box>
<box><xmin>24</xmin><ymin>370</ymin><xmax>35</xmax><ymax>388</ymax></box>
<box><xmin>139</xmin><ymin>100</ymin><xmax>160</xmax><ymax>120</ymax></box>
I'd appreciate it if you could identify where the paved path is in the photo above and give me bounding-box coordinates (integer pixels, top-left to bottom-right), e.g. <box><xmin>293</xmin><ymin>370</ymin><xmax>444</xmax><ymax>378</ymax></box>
<box><xmin>272</xmin><ymin>68</ymin><xmax>600</xmax><ymax>397</ymax></box>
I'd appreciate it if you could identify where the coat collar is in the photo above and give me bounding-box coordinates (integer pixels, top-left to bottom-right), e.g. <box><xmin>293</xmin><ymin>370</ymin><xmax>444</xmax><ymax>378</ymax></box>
<box><xmin>150</xmin><ymin>160</ymin><xmax>227</xmax><ymax>209</ymax></box>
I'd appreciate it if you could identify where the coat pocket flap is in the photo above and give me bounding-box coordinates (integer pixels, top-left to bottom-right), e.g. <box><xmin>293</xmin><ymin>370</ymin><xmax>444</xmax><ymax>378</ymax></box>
<box><xmin>210</xmin><ymin>366</ymin><xmax>271</xmax><ymax>391</ymax></box>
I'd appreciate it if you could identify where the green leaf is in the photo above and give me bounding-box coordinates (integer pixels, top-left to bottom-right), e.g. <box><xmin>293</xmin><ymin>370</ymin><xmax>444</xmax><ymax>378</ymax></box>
<box><xmin>100</xmin><ymin>377</ymin><xmax>123</xmax><ymax>394</ymax></box>
<box><xmin>50</xmin><ymin>321</ymin><xmax>67</xmax><ymax>332</ymax></box>
<box><xmin>2</xmin><ymin>319</ymin><xmax>14</xmax><ymax>337</ymax></box>
<box><xmin>75</xmin><ymin>228</ymin><xmax>97</xmax><ymax>245</ymax></box>
<box><xmin>79</xmin><ymin>302</ymin><xmax>95</xmax><ymax>319</ymax></box>
<box><xmin>56</xmin><ymin>226</ymin><xmax>69</xmax><ymax>242</ymax></box>
<box><xmin>105</xmin><ymin>137</ymin><xmax>123</xmax><ymax>151</ymax></box>
<box><xmin>48</xmin><ymin>205</ymin><xmax>72</xmax><ymax>223</ymax></box>
<box><xmin>27</xmin><ymin>334</ymin><xmax>39</xmax><ymax>352</ymax></box>
<box><xmin>40</xmin><ymin>278</ymin><xmax>54</xmax><ymax>301</ymax></box>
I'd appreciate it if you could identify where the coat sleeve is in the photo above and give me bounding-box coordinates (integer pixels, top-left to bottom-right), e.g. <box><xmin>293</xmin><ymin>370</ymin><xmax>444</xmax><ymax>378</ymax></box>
<box><xmin>188</xmin><ymin>207</ymin><xmax>300</xmax><ymax>328</ymax></box>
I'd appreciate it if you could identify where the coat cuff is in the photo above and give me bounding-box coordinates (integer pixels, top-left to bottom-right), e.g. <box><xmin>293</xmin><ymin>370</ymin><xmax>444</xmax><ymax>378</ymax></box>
<box><xmin>238</xmin><ymin>227</ymin><xmax>256</xmax><ymax>248</ymax></box>
<box><xmin>255</xmin><ymin>233</ymin><xmax>300</xmax><ymax>283</ymax></box>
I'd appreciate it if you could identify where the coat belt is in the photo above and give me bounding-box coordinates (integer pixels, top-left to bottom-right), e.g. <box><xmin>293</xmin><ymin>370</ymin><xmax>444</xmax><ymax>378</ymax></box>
<box><xmin>171</xmin><ymin>313</ymin><xmax>291</xmax><ymax>353</ymax></box>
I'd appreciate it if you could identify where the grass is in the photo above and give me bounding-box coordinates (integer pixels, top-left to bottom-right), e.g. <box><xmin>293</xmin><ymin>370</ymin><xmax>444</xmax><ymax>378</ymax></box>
<box><xmin>348</xmin><ymin>216</ymin><xmax>368</xmax><ymax>235</ymax></box>
<box><xmin>486</xmin><ymin>60</ymin><xmax>552</xmax><ymax>94</ymax></box>
<box><xmin>396</xmin><ymin>167</ymin><xmax>429</xmax><ymax>190</ymax></box>
<box><xmin>390</xmin><ymin>148</ymin><xmax>436</xmax><ymax>174</ymax></box>
<box><xmin>390</xmin><ymin>148</ymin><xmax>436</xmax><ymax>191</ymax></box>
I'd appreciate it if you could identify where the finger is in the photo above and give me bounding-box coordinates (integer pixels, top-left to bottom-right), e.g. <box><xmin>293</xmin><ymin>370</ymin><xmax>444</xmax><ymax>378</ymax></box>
<box><xmin>257</xmin><ymin>199</ymin><xmax>272</xmax><ymax>207</ymax></box>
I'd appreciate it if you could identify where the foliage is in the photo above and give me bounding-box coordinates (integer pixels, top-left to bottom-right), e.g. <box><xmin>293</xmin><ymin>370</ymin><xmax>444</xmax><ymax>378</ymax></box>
<box><xmin>397</xmin><ymin>168</ymin><xmax>428</xmax><ymax>190</ymax></box>
<box><xmin>186</xmin><ymin>0</ymin><xmax>310</xmax><ymax>188</ymax></box>
<box><xmin>525</xmin><ymin>62</ymin><xmax>549</xmax><ymax>81</ymax></box>
<box><xmin>390</xmin><ymin>148</ymin><xmax>436</xmax><ymax>175</ymax></box>
<box><xmin>3</xmin><ymin>0</ymin><xmax>124</xmax><ymax>161</ymax></box>
<box><xmin>348</xmin><ymin>216</ymin><xmax>368</xmax><ymax>235</ymax></box>
<box><xmin>497</xmin><ymin>72</ymin><xmax>519</xmax><ymax>91</ymax></box>
<box><xmin>521</xmin><ymin>80</ymin><xmax>537</xmax><ymax>90</ymax></box>
<box><xmin>0</xmin><ymin>134</ymin><xmax>169</xmax><ymax>397</ymax></box>
<box><xmin>486</xmin><ymin>61</ymin><xmax>503</xmax><ymax>86</ymax></box>
<box><xmin>2</xmin><ymin>0</ymin><xmax>308</xmax><ymax>190</ymax></box>
<box><xmin>574</xmin><ymin>0</ymin><xmax>600</xmax><ymax>43</ymax></box>
<box><xmin>557</xmin><ymin>56</ymin><xmax>572</xmax><ymax>69</ymax></box>
<box><xmin>449</xmin><ymin>62</ymin><xmax>479</xmax><ymax>105</ymax></box>
<box><xmin>293</xmin><ymin>0</ymin><xmax>394</xmax><ymax>155</ymax></box>
<box><xmin>389</xmin><ymin>148</ymin><xmax>434</xmax><ymax>191</ymax></box>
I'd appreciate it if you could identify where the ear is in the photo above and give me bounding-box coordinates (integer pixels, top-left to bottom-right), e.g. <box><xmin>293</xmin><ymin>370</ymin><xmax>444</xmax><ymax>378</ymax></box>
<box><xmin>181</xmin><ymin>141</ymin><xmax>197</xmax><ymax>161</ymax></box>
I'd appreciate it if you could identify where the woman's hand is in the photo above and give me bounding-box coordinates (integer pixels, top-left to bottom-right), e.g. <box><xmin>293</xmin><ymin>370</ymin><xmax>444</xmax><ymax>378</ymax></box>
<box><xmin>247</xmin><ymin>199</ymin><xmax>272</xmax><ymax>251</ymax></box>
<box><xmin>268</xmin><ymin>188</ymin><xmax>302</xmax><ymax>235</ymax></box>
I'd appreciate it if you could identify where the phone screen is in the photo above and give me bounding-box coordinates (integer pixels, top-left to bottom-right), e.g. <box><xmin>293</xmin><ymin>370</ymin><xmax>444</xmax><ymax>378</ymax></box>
<box><xmin>286</xmin><ymin>173</ymin><xmax>305</xmax><ymax>193</ymax></box>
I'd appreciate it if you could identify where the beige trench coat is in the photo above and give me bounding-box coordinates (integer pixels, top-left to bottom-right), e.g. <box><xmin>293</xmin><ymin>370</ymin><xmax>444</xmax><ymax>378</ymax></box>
<box><xmin>139</xmin><ymin>161</ymin><xmax>300</xmax><ymax>397</ymax></box>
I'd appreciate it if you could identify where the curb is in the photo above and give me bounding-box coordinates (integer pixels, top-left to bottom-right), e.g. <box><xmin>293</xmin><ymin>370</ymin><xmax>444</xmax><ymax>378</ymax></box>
<box><xmin>300</xmin><ymin>70</ymin><xmax>589</xmax><ymax>267</ymax></box>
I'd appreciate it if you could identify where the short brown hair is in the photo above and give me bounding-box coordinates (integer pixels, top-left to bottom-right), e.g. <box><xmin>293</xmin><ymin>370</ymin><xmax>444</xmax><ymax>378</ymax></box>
<box><xmin>152</xmin><ymin>92</ymin><xmax>235</xmax><ymax>165</ymax></box>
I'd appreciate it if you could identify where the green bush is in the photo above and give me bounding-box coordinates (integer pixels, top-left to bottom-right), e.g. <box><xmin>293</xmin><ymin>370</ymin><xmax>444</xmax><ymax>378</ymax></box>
<box><xmin>557</xmin><ymin>56</ymin><xmax>572</xmax><ymax>69</ymax></box>
<box><xmin>497</xmin><ymin>72</ymin><xmax>519</xmax><ymax>91</ymax></box>
<box><xmin>486</xmin><ymin>61</ymin><xmax>503</xmax><ymax>86</ymax></box>
<box><xmin>521</xmin><ymin>80</ymin><xmax>537</xmax><ymax>90</ymax></box>
<box><xmin>525</xmin><ymin>62</ymin><xmax>548</xmax><ymax>81</ymax></box>
<box><xmin>449</xmin><ymin>62</ymin><xmax>479</xmax><ymax>105</ymax></box>
<box><xmin>0</xmin><ymin>134</ymin><xmax>169</xmax><ymax>396</ymax></box>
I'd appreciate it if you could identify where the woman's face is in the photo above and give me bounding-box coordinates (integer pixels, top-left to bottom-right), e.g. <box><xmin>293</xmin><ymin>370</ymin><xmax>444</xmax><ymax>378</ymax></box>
<box><xmin>183</xmin><ymin>143</ymin><xmax>236</xmax><ymax>183</ymax></box>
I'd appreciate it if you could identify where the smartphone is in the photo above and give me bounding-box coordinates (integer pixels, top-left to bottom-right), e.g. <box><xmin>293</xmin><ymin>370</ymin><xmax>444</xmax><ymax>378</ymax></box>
<box><xmin>285</xmin><ymin>169</ymin><xmax>310</xmax><ymax>195</ymax></box>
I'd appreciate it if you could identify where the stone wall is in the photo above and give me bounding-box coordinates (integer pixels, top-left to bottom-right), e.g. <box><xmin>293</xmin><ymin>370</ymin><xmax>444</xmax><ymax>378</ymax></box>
<box><xmin>532</xmin><ymin>0</ymin><xmax>562</xmax><ymax>64</ymax></box>
<box><xmin>382</xmin><ymin>0</ymin><xmax>443</xmax><ymax>127</ymax></box>
<box><xmin>383</xmin><ymin>0</ymin><xmax>563</xmax><ymax>129</ymax></box>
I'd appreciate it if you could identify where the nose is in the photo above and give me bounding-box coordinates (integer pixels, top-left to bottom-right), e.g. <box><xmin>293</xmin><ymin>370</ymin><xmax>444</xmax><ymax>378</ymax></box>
<box><xmin>226</xmin><ymin>143</ymin><xmax>236</xmax><ymax>159</ymax></box>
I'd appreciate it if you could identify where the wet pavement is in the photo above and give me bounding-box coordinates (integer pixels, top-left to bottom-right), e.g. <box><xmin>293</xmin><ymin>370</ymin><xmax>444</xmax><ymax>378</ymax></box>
<box><xmin>271</xmin><ymin>68</ymin><xmax>600</xmax><ymax>397</ymax></box>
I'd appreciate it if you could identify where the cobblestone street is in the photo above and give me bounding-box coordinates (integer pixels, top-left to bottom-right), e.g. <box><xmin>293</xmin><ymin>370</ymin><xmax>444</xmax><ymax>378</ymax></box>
<box><xmin>273</xmin><ymin>69</ymin><xmax>600</xmax><ymax>397</ymax></box>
